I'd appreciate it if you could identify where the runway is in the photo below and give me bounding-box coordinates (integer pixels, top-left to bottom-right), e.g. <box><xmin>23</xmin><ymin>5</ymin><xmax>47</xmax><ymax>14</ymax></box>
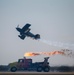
<box><xmin>0</xmin><ymin>72</ymin><xmax>74</xmax><ymax>75</ymax></box>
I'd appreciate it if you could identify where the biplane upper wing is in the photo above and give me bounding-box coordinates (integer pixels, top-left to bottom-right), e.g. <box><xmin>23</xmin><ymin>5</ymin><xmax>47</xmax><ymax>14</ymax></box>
<box><xmin>22</xmin><ymin>24</ymin><xmax>31</xmax><ymax>32</ymax></box>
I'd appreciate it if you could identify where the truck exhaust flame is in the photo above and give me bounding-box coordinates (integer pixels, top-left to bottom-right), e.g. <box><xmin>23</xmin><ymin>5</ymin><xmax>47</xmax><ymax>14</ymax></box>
<box><xmin>24</xmin><ymin>52</ymin><xmax>40</xmax><ymax>56</ymax></box>
<box><xmin>39</xmin><ymin>39</ymin><xmax>74</xmax><ymax>50</ymax></box>
<box><xmin>24</xmin><ymin>51</ymin><xmax>65</xmax><ymax>57</ymax></box>
<box><xmin>24</xmin><ymin>49</ymin><xmax>74</xmax><ymax>57</ymax></box>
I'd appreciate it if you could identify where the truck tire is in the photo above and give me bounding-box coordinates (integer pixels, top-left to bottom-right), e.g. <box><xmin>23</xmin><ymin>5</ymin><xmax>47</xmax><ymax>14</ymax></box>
<box><xmin>10</xmin><ymin>67</ymin><xmax>17</xmax><ymax>72</ymax></box>
<box><xmin>43</xmin><ymin>66</ymin><xmax>50</xmax><ymax>72</ymax></box>
<box><xmin>37</xmin><ymin>66</ymin><xmax>43</xmax><ymax>72</ymax></box>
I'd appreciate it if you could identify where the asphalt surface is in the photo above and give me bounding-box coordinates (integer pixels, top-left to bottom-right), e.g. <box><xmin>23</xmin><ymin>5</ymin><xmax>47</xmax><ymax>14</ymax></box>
<box><xmin>0</xmin><ymin>72</ymin><xmax>74</xmax><ymax>75</ymax></box>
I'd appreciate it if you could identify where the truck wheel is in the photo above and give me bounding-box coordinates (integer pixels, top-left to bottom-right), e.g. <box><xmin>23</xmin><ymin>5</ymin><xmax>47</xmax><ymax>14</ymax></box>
<box><xmin>43</xmin><ymin>66</ymin><xmax>50</xmax><ymax>72</ymax></box>
<box><xmin>37</xmin><ymin>66</ymin><xmax>43</xmax><ymax>72</ymax></box>
<box><xmin>10</xmin><ymin>67</ymin><xmax>17</xmax><ymax>72</ymax></box>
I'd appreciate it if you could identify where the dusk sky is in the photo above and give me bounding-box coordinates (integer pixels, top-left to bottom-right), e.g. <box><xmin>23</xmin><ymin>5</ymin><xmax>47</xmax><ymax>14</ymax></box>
<box><xmin>0</xmin><ymin>0</ymin><xmax>74</xmax><ymax>66</ymax></box>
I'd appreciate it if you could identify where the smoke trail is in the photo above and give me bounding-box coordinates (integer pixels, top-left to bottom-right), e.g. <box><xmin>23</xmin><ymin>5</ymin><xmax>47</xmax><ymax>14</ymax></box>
<box><xmin>39</xmin><ymin>39</ymin><xmax>74</xmax><ymax>50</ymax></box>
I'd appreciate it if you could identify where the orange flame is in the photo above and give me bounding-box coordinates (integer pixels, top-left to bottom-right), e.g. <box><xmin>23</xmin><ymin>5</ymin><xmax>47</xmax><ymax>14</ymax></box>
<box><xmin>24</xmin><ymin>51</ymin><xmax>65</xmax><ymax>57</ymax></box>
<box><xmin>24</xmin><ymin>49</ymin><xmax>74</xmax><ymax>58</ymax></box>
<box><xmin>24</xmin><ymin>52</ymin><xmax>40</xmax><ymax>56</ymax></box>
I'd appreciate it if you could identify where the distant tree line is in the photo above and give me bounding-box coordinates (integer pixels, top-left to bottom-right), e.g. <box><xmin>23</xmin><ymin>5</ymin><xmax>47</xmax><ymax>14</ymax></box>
<box><xmin>50</xmin><ymin>66</ymin><xmax>74</xmax><ymax>72</ymax></box>
<box><xmin>0</xmin><ymin>65</ymin><xmax>9</xmax><ymax>71</ymax></box>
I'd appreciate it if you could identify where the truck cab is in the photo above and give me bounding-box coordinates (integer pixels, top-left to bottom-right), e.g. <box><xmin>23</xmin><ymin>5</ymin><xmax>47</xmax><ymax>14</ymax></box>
<box><xmin>17</xmin><ymin>58</ymin><xmax>32</xmax><ymax>69</ymax></box>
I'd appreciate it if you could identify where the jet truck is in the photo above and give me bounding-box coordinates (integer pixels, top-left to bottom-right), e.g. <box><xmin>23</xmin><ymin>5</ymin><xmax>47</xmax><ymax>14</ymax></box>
<box><xmin>9</xmin><ymin>57</ymin><xmax>50</xmax><ymax>72</ymax></box>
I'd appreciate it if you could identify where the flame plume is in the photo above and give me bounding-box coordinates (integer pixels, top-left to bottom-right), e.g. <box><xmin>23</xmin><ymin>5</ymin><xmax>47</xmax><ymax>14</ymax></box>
<box><xmin>24</xmin><ymin>49</ymin><xmax>74</xmax><ymax>57</ymax></box>
<box><xmin>24</xmin><ymin>52</ymin><xmax>40</xmax><ymax>56</ymax></box>
<box><xmin>24</xmin><ymin>51</ymin><xmax>65</xmax><ymax>57</ymax></box>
